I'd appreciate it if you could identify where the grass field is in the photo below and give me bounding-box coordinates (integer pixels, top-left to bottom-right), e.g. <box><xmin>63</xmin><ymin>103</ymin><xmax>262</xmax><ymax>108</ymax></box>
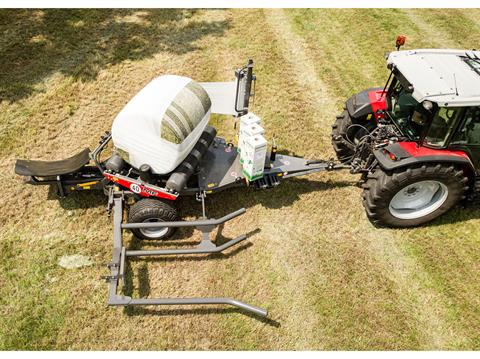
<box><xmin>1</xmin><ymin>9</ymin><xmax>480</xmax><ymax>350</ymax></box>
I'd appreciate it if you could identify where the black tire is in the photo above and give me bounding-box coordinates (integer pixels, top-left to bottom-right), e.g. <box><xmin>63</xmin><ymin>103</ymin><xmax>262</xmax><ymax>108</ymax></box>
<box><xmin>362</xmin><ymin>164</ymin><xmax>469</xmax><ymax>228</ymax></box>
<box><xmin>128</xmin><ymin>198</ymin><xmax>178</xmax><ymax>240</ymax></box>
<box><xmin>332</xmin><ymin>110</ymin><xmax>374</xmax><ymax>164</ymax></box>
<box><xmin>332</xmin><ymin>110</ymin><xmax>355</xmax><ymax>163</ymax></box>
<box><xmin>332</xmin><ymin>110</ymin><xmax>363</xmax><ymax>163</ymax></box>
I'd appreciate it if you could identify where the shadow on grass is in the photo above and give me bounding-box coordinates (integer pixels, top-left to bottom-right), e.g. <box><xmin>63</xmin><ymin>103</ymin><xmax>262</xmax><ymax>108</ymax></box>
<box><xmin>50</xmin><ymin>175</ymin><xmax>353</xmax><ymax>215</ymax></box>
<box><xmin>415</xmin><ymin>203</ymin><xmax>480</xmax><ymax>228</ymax></box>
<box><xmin>49</xmin><ymin>186</ymin><xmax>106</xmax><ymax>210</ymax></box>
<box><xmin>0</xmin><ymin>9</ymin><xmax>231</xmax><ymax>102</ymax></box>
<box><xmin>125</xmin><ymin>306</ymin><xmax>281</xmax><ymax>327</ymax></box>
<box><xmin>178</xmin><ymin>177</ymin><xmax>355</xmax><ymax>218</ymax></box>
<box><xmin>51</xmin><ymin>176</ymin><xmax>480</xmax><ymax>230</ymax></box>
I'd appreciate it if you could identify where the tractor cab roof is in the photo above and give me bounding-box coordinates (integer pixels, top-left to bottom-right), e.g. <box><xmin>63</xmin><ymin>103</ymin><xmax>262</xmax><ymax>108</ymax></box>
<box><xmin>387</xmin><ymin>49</ymin><xmax>480</xmax><ymax>107</ymax></box>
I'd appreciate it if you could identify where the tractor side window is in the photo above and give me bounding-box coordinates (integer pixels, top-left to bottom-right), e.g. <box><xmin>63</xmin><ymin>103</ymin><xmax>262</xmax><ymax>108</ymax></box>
<box><xmin>425</xmin><ymin>107</ymin><xmax>461</xmax><ymax>147</ymax></box>
<box><xmin>389</xmin><ymin>82</ymin><xmax>423</xmax><ymax>138</ymax></box>
<box><xmin>451</xmin><ymin>107</ymin><xmax>480</xmax><ymax>145</ymax></box>
<box><xmin>390</xmin><ymin>84</ymin><xmax>418</xmax><ymax>121</ymax></box>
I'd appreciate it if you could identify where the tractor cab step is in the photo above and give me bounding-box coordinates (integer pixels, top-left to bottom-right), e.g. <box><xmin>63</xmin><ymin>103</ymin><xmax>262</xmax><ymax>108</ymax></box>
<box><xmin>15</xmin><ymin>148</ymin><xmax>91</xmax><ymax>177</ymax></box>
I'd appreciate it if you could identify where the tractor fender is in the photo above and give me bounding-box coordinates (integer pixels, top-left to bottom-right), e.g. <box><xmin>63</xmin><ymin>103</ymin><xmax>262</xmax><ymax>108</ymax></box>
<box><xmin>345</xmin><ymin>87</ymin><xmax>387</xmax><ymax>121</ymax></box>
<box><xmin>373</xmin><ymin>142</ymin><xmax>476</xmax><ymax>184</ymax></box>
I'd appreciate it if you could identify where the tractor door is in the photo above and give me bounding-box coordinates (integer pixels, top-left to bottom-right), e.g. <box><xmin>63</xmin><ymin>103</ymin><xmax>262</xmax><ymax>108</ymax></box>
<box><xmin>448</xmin><ymin>106</ymin><xmax>480</xmax><ymax>171</ymax></box>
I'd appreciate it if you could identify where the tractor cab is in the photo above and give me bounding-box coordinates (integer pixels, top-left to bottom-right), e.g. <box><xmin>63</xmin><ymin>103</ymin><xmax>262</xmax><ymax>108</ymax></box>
<box><xmin>384</xmin><ymin>49</ymin><xmax>480</xmax><ymax>169</ymax></box>
<box><xmin>386</xmin><ymin>79</ymin><xmax>479</xmax><ymax>149</ymax></box>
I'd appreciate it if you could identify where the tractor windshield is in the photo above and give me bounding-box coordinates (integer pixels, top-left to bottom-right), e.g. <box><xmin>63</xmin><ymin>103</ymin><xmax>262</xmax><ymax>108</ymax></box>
<box><xmin>388</xmin><ymin>82</ymin><xmax>428</xmax><ymax>139</ymax></box>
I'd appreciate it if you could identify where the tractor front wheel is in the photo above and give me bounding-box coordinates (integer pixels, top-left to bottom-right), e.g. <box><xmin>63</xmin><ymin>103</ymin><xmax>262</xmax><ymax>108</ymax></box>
<box><xmin>128</xmin><ymin>198</ymin><xmax>178</xmax><ymax>240</ymax></box>
<box><xmin>362</xmin><ymin>164</ymin><xmax>468</xmax><ymax>227</ymax></box>
<box><xmin>332</xmin><ymin>110</ymin><xmax>355</xmax><ymax>163</ymax></box>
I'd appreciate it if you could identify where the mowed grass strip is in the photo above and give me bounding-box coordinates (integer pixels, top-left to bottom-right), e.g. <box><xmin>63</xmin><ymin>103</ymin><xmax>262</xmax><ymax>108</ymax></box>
<box><xmin>0</xmin><ymin>9</ymin><xmax>479</xmax><ymax>350</ymax></box>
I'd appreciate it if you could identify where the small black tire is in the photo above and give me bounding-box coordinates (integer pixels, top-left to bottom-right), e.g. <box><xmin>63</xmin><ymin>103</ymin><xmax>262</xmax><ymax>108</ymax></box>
<box><xmin>128</xmin><ymin>198</ymin><xmax>178</xmax><ymax>240</ymax></box>
<box><xmin>332</xmin><ymin>110</ymin><xmax>355</xmax><ymax>163</ymax></box>
<box><xmin>362</xmin><ymin>164</ymin><xmax>469</xmax><ymax>228</ymax></box>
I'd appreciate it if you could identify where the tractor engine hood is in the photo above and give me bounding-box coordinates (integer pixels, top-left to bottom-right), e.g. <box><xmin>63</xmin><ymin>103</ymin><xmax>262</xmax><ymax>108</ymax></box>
<box><xmin>346</xmin><ymin>87</ymin><xmax>385</xmax><ymax>120</ymax></box>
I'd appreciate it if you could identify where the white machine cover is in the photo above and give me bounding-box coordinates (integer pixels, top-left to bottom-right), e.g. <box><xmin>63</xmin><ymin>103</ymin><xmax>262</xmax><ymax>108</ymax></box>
<box><xmin>112</xmin><ymin>75</ymin><xmax>212</xmax><ymax>174</ymax></box>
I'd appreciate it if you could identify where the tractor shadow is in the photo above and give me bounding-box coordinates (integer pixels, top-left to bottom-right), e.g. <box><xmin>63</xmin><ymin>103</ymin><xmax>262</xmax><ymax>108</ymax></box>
<box><xmin>421</xmin><ymin>202</ymin><xmax>480</xmax><ymax>228</ymax></box>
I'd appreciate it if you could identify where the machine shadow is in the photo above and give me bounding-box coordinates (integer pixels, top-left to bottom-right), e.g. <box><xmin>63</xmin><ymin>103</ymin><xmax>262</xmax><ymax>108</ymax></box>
<box><xmin>51</xmin><ymin>177</ymin><xmax>480</xmax><ymax>229</ymax></box>
<box><xmin>128</xmin><ymin>228</ymin><xmax>259</xmax><ymax>263</ymax></box>
<box><xmin>178</xmin><ymin>177</ymin><xmax>354</xmax><ymax>219</ymax></box>
<box><xmin>50</xmin><ymin>187</ymin><xmax>107</xmax><ymax>210</ymax></box>
<box><xmin>0</xmin><ymin>9</ymin><xmax>231</xmax><ymax>103</ymax></box>
<box><xmin>51</xmin><ymin>175</ymin><xmax>353</xmax><ymax>222</ymax></box>
<box><xmin>124</xmin><ymin>306</ymin><xmax>281</xmax><ymax>327</ymax></box>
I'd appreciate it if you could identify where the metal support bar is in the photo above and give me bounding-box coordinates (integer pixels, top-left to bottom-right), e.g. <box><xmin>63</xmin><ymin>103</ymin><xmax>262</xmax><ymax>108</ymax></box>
<box><xmin>126</xmin><ymin>234</ymin><xmax>246</xmax><ymax>257</ymax></box>
<box><xmin>109</xmin><ymin>296</ymin><xmax>267</xmax><ymax>317</ymax></box>
<box><xmin>56</xmin><ymin>175</ymin><xmax>65</xmax><ymax>198</ymax></box>
<box><xmin>105</xmin><ymin>191</ymin><xmax>267</xmax><ymax>318</ymax></box>
<box><xmin>121</xmin><ymin>208</ymin><xmax>246</xmax><ymax>229</ymax></box>
<box><xmin>282</xmin><ymin>163</ymin><xmax>349</xmax><ymax>179</ymax></box>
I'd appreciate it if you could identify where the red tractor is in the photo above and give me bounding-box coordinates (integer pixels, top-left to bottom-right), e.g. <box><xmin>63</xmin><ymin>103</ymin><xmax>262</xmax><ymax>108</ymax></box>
<box><xmin>332</xmin><ymin>43</ymin><xmax>480</xmax><ymax>227</ymax></box>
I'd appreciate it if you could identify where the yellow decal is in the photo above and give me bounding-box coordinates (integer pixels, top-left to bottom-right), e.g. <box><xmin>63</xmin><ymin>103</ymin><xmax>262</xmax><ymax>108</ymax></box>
<box><xmin>367</xmin><ymin>113</ymin><xmax>372</xmax><ymax>120</ymax></box>
<box><xmin>79</xmin><ymin>181</ymin><xmax>98</xmax><ymax>187</ymax></box>
<box><xmin>207</xmin><ymin>183</ymin><xmax>216</xmax><ymax>188</ymax></box>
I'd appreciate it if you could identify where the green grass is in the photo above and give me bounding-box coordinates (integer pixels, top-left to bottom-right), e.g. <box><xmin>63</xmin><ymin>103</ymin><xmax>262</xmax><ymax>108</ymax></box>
<box><xmin>0</xmin><ymin>8</ymin><xmax>479</xmax><ymax>350</ymax></box>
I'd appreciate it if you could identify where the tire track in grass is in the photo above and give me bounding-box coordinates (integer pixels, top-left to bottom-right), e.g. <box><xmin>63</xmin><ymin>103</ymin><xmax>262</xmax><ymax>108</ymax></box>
<box><xmin>362</xmin><ymin>226</ymin><xmax>468</xmax><ymax>349</ymax></box>
<box><xmin>264</xmin><ymin>9</ymin><xmax>338</xmax><ymax>152</ymax></box>
<box><xmin>401</xmin><ymin>9</ymin><xmax>461</xmax><ymax>49</ymax></box>
<box><xmin>262</xmin><ymin>8</ymin><xmax>407</xmax><ymax>349</ymax></box>
<box><xmin>191</xmin><ymin>9</ymin><xmax>340</xmax><ymax>349</ymax></box>
<box><xmin>259</xmin><ymin>8</ymin><xmax>352</xmax><ymax>348</ymax></box>
<box><xmin>193</xmin><ymin>9</ymin><xmax>328</xmax><ymax>349</ymax></box>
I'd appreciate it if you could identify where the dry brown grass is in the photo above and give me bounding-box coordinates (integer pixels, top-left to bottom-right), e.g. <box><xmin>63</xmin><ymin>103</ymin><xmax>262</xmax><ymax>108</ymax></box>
<box><xmin>0</xmin><ymin>8</ymin><xmax>479</xmax><ymax>350</ymax></box>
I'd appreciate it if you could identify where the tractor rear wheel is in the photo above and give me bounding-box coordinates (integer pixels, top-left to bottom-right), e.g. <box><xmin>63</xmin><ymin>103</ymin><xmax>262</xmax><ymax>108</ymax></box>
<box><xmin>362</xmin><ymin>164</ymin><xmax>468</xmax><ymax>227</ymax></box>
<box><xmin>128</xmin><ymin>198</ymin><xmax>178</xmax><ymax>240</ymax></box>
